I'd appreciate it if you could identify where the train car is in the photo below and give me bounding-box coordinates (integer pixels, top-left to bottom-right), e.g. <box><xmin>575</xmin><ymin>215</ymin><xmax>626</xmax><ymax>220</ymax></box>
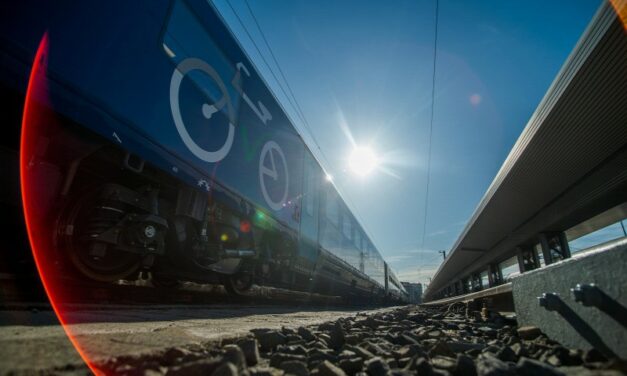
<box><xmin>0</xmin><ymin>0</ymin><xmax>407</xmax><ymax>302</ymax></box>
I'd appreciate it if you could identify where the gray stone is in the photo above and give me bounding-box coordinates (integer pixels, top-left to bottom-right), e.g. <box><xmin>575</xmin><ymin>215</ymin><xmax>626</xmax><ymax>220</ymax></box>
<box><xmin>338</xmin><ymin>357</ymin><xmax>364</xmax><ymax>374</ymax></box>
<box><xmin>388</xmin><ymin>370</ymin><xmax>413</xmax><ymax>376</ymax></box>
<box><xmin>223</xmin><ymin>344</ymin><xmax>247</xmax><ymax>369</ymax></box>
<box><xmin>583</xmin><ymin>348</ymin><xmax>607</xmax><ymax>364</ymax></box>
<box><xmin>270</xmin><ymin>353</ymin><xmax>307</xmax><ymax>368</ymax></box>
<box><xmin>239</xmin><ymin>338</ymin><xmax>261</xmax><ymax>366</ymax></box>
<box><xmin>386</xmin><ymin>358</ymin><xmax>398</xmax><ymax>369</ymax></box>
<box><xmin>255</xmin><ymin>330</ymin><xmax>288</xmax><ymax>351</ymax></box>
<box><xmin>338</xmin><ymin>350</ymin><xmax>357</xmax><ymax>359</ymax></box>
<box><xmin>406</xmin><ymin>357</ymin><xmax>433</xmax><ymax>375</ymax></box>
<box><xmin>311</xmin><ymin>341</ymin><xmax>329</xmax><ymax>349</ymax></box>
<box><xmin>249</xmin><ymin>367</ymin><xmax>284</xmax><ymax>376</ymax></box>
<box><xmin>399</xmin><ymin>334</ymin><xmax>420</xmax><ymax>346</ymax></box>
<box><xmin>428</xmin><ymin>330</ymin><xmax>444</xmax><ymax>339</ymax></box>
<box><xmin>516</xmin><ymin>357</ymin><xmax>564</xmax><ymax>376</ymax></box>
<box><xmin>349</xmin><ymin>346</ymin><xmax>376</xmax><ymax>360</ymax></box>
<box><xmin>212</xmin><ymin>362</ymin><xmax>239</xmax><ymax>376</ymax></box>
<box><xmin>430</xmin><ymin>341</ymin><xmax>456</xmax><ymax>358</ymax></box>
<box><xmin>517</xmin><ymin>326</ymin><xmax>542</xmax><ymax>341</ymax></box>
<box><xmin>318</xmin><ymin>360</ymin><xmax>348</xmax><ymax>376</ymax></box>
<box><xmin>509</xmin><ymin>343</ymin><xmax>526</xmax><ymax>358</ymax></box>
<box><xmin>454</xmin><ymin>354</ymin><xmax>477</xmax><ymax>376</ymax></box>
<box><xmin>277</xmin><ymin>345</ymin><xmax>308</xmax><ymax>356</ymax></box>
<box><xmin>279</xmin><ymin>360</ymin><xmax>310</xmax><ymax>376</ymax></box>
<box><xmin>478</xmin><ymin>327</ymin><xmax>497</xmax><ymax>338</ymax></box>
<box><xmin>446</xmin><ymin>341</ymin><xmax>486</xmax><ymax>353</ymax></box>
<box><xmin>397</xmin><ymin>357</ymin><xmax>411</xmax><ymax>368</ymax></box>
<box><xmin>432</xmin><ymin>356</ymin><xmax>456</xmax><ymax>372</ymax></box>
<box><xmin>393</xmin><ymin>344</ymin><xmax>425</xmax><ymax>359</ymax></box>
<box><xmin>364</xmin><ymin>357</ymin><xmax>390</xmax><ymax>376</ymax></box>
<box><xmin>555</xmin><ymin>366</ymin><xmax>622</xmax><ymax>376</ymax></box>
<box><xmin>162</xmin><ymin>347</ymin><xmax>193</xmax><ymax>366</ymax></box>
<box><xmin>345</xmin><ymin>334</ymin><xmax>361</xmax><ymax>345</ymax></box>
<box><xmin>298</xmin><ymin>327</ymin><xmax>317</xmax><ymax>342</ymax></box>
<box><xmin>165</xmin><ymin>358</ymin><xmax>221</xmax><ymax>376</ymax></box>
<box><xmin>363</xmin><ymin>342</ymin><xmax>386</xmax><ymax>356</ymax></box>
<box><xmin>481</xmin><ymin>346</ymin><xmax>501</xmax><ymax>355</ymax></box>
<box><xmin>287</xmin><ymin>335</ymin><xmax>304</xmax><ymax>343</ymax></box>
<box><xmin>475</xmin><ymin>354</ymin><xmax>515</xmax><ymax>376</ymax></box>
<box><xmin>496</xmin><ymin>346</ymin><xmax>517</xmax><ymax>363</ymax></box>
<box><xmin>318</xmin><ymin>334</ymin><xmax>332</xmax><ymax>344</ymax></box>
<box><xmin>504</xmin><ymin>336</ymin><xmax>519</xmax><ymax>346</ymax></box>
<box><xmin>328</xmin><ymin>322</ymin><xmax>346</xmax><ymax>349</ymax></box>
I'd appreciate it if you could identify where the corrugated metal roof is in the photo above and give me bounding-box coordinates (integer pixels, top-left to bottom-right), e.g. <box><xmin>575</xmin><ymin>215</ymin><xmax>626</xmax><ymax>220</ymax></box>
<box><xmin>425</xmin><ymin>1</ymin><xmax>627</xmax><ymax>299</ymax></box>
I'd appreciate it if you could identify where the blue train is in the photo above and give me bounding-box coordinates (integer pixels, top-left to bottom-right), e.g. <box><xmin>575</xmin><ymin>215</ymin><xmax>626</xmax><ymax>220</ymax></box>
<box><xmin>0</xmin><ymin>0</ymin><xmax>407</xmax><ymax>303</ymax></box>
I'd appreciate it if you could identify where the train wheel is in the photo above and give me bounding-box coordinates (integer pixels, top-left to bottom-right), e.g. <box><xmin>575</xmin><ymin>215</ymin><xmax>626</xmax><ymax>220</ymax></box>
<box><xmin>58</xmin><ymin>189</ymin><xmax>140</xmax><ymax>283</ymax></box>
<box><xmin>222</xmin><ymin>271</ymin><xmax>254</xmax><ymax>295</ymax></box>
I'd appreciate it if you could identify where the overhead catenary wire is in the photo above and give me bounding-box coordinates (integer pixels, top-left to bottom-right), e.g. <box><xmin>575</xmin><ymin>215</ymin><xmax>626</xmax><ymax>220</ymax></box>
<box><xmin>224</xmin><ymin>0</ymin><xmax>336</xmax><ymax>195</ymax></box>
<box><xmin>420</xmin><ymin>0</ymin><xmax>440</xmax><ymax>254</ymax></box>
<box><xmin>223</xmin><ymin>0</ymin><xmax>307</xmax><ymax>131</ymax></box>
<box><xmin>221</xmin><ymin>0</ymin><xmax>402</xmax><ymax>274</ymax></box>
<box><xmin>226</xmin><ymin>0</ymin><xmax>382</xmax><ymax>247</ymax></box>
<box><xmin>243</xmin><ymin>0</ymin><xmax>315</xmax><ymax>148</ymax></box>
<box><xmin>224</xmin><ymin>0</ymin><xmax>328</xmax><ymax>168</ymax></box>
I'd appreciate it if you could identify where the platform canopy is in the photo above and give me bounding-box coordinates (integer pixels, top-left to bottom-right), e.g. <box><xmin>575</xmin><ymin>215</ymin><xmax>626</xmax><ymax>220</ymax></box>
<box><xmin>424</xmin><ymin>2</ymin><xmax>627</xmax><ymax>300</ymax></box>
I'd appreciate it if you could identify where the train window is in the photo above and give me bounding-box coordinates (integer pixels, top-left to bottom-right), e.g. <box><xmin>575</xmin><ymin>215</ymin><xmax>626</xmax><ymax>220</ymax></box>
<box><xmin>325</xmin><ymin>190</ymin><xmax>340</xmax><ymax>227</ymax></box>
<box><xmin>304</xmin><ymin>160</ymin><xmax>315</xmax><ymax>216</ymax></box>
<box><xmin>163</xmin><ymin>0</ymin><xmax>240</xmax><ymax>118</ymax></box>
<box><xmin>342</xmin><ymin>212</ymin><xmax>353</xmax><ymax>241</ymax></box>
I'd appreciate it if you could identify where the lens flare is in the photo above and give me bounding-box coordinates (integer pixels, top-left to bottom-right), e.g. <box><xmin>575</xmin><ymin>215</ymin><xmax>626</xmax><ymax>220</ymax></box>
<box><xmin>609</xmin><ymin>0</ymin><xmax>627</xmax><ymax>30</ymax></box>
<box><xmin>349</xmin><ymin>146</ymin><xmax>379</xmax><ymax>176</ymax></box>
<box><xmin>21</xmin><ymin>33</ymin><xmax>102</xmax><ymax>374</ymax></box>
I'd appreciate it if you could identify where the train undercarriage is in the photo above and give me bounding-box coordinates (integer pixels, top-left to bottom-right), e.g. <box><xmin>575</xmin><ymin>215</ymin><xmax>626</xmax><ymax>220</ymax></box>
<box><xmin>19</xmin><ymin>103</ymin><xmax>300</xmax><ymax>296</ymax></box>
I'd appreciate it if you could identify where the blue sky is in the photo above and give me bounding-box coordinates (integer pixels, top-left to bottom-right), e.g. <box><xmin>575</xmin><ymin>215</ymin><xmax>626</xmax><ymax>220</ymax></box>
<box><xmin>211</xmin><ymin>0</ymin><xmax>602</xmax><ymax>284</ymax></box>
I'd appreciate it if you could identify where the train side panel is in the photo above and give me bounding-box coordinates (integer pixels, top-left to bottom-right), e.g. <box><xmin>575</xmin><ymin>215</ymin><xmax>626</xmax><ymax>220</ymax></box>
<box><xmin>2</xmin><ymin>0</ymin><xmax>305</xmax><ymax>230</ymax></box>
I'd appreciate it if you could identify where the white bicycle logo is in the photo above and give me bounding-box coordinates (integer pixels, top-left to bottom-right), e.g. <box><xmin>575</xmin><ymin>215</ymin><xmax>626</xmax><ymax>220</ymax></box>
<box><xmin>170</xmin><ymin>58</ymin><xmax>288</xmax><ymax>210</ymax></box>
<box><xmin>170</xmin><ymin>58</ymin><xmax>236</xmax><ymax>163</ymax></box>
<box><xmin>259</xmin><ymin>141</ymin><xmax>289</xmax><ymax>211</ymax></box>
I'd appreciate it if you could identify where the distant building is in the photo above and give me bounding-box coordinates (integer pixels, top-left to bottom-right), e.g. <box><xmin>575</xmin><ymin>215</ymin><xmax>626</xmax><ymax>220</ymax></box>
<box><xmin>401</xmin><ymin>282</ymin><xmax>423</xmax><ymax>304</ymax></box>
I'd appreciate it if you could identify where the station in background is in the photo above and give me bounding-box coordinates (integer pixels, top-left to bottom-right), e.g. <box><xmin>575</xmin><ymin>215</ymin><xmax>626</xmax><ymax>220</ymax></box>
<box><xmin>401</xmin><ymin>282</ymin><xmax>422</xmax><ymax>304</ymax></box>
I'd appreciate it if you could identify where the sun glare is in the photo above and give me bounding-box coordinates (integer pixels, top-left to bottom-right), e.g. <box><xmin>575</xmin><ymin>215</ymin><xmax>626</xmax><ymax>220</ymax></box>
<box><xmin>349</xmin><ymin>146</ymin><xmax>379</xmax><ymax>176</ymax></box>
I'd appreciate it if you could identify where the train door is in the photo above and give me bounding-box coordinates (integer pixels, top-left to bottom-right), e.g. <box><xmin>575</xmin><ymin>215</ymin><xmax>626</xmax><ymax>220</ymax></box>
<box><xmin>298</xmin><ymin>152</ymin><xmax>321</xmax><ymax>276</ymax></box>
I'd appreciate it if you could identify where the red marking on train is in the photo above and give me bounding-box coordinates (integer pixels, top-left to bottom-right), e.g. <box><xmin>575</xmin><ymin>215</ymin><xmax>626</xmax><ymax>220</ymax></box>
<box><xmin>240</xmin><ymin>219</ymin><xmax>251</xmax><ymax>233</ymax></box>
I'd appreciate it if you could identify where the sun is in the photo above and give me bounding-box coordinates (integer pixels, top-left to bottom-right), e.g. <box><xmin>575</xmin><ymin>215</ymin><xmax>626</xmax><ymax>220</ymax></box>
<box><xmin>349</xmin><ymin>146</ymin><xmax>379</xmax><ymax>176</ymax></box>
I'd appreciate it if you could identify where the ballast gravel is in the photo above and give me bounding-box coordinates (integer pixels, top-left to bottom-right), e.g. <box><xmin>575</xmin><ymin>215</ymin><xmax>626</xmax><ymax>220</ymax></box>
<box><xmin>97</xmin><ymin>305</ymin><xmax>627</xmax><ymax>376</ymax></box>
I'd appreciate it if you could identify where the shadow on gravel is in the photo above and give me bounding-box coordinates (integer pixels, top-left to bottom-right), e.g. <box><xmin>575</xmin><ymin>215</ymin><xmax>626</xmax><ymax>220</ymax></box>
<box><xmin>0</xmin><ymin>303</ymin><xmax>390</xmax><ymax>327</ymax></box>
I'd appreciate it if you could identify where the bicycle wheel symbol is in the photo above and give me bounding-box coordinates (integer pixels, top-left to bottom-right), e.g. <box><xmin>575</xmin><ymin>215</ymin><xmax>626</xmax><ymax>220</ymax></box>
<box><xmin>259</xmin><ymin>141</ymin><xmax>289</xmax><ymax>211</ymax></box>
<box><xmin>170</xmin><ymin>58</ymin><xmax>235</xmax><ymax>163</ymax></box>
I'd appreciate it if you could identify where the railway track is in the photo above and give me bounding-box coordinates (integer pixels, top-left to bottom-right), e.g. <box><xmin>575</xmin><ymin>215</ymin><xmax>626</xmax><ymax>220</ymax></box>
<box><xmin>0</xmin><ymin>271</ymin><xmax>345</xmax><ymax>311</ymax></box>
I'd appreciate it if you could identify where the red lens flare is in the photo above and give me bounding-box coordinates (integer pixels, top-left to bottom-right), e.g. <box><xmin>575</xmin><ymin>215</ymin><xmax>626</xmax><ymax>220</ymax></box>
<box><xmin>610</xmin><ymin>0</ymin><xmax>627</xmax><ymax>31</ymax></box>
<box><xmin>20</xmin><ymin>33</ymin><xmax>102</xmax><ymax>375</ymax></box>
